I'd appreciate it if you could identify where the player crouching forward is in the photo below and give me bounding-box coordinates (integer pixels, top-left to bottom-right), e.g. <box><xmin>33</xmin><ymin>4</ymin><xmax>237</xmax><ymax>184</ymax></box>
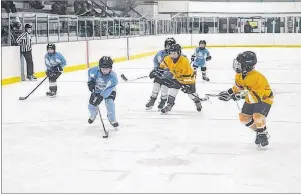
<box><xmin>158</xmin><ymin>44</ymin><xmax>202</xmax><ymax>113</ymax></box>
<box><xmin>191</xmin><ymin>40</ymin><xmax>211</xmax><ymax>81</ymax></box>
<box><xmin>218</xmin><ymin>51</ymin><xmax>274</xmax><ymax>147</ymax></box>
<box><xmin>147</xmin><ymin>37</ymin><xmax>176</xmax><ymax>111</ymax></box>
<box><xmin>87</xmin><ymin>56</ymin><xmax>119</xmax><ymax>128</ymax></box>
<box><xmin>45</xmin><ymin>43</ymin><xmax>67</xmax><ymax>97</ymax></box>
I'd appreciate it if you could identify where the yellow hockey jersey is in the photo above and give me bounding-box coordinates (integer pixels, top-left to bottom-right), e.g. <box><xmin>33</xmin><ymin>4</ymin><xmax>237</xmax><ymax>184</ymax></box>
<box><xmin>160</xmin><ymin>55</ymin><xmax>195</xmax><ymax>84</ymax></box>
<box><xmin>232</xmin><ymin>70</ymin><xmax>274</xmax><ymax>105</ymax></box>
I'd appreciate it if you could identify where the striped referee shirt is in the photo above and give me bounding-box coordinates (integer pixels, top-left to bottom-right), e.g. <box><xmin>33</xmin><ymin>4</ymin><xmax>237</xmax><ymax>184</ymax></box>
<box><xmin>16</xmin><ymin>31</ymin><xmax>32</xmax><ymax>52</ymax></box>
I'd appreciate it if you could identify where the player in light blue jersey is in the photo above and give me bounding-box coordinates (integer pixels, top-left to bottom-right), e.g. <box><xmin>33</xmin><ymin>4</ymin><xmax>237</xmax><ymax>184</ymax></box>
<box><xmin>146</xmin><ymin>37</ymin><xmax>176</xmax><ymax>110</ymax></box>
<box><xmin>191</xmin><ymin>40</ymin><xmax>212</xmax><ymax>81</ymax></box>
<box><xmin>45</xmin><ymin>43</ymin><xmax>67</xmax><ymax>97</ymax></box>
<box><xmin>87</xmin><ymin>56</ymin><xmax>119</xmax><ymax>127</ymax></box>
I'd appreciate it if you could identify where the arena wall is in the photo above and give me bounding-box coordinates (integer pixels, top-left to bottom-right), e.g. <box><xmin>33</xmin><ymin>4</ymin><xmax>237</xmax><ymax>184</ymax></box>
<box><xmin>2</xmin><ymin>34</ymin><xmax>301</xmax><ymax>85</ymax></box>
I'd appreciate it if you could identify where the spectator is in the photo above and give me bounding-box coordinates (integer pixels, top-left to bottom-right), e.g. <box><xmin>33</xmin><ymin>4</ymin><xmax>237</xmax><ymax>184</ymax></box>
<box><xmin>1</xmin><ymin>1</ymin><xmax>16</xmax><ymax>13</ymax></box>
<box><xmin>244</xmin><ymin>21</ymin><xmax>252</xmax><ymax>33</ymax></box>
<box><xmin>10</xmin><ymin>21</ymin><xmax>22</xmax><ymax>46</ymax></box>
<box><xmin>16</xmin><ymin>24</ymin><xmax>37</xmax><ymax>81</ymax></box>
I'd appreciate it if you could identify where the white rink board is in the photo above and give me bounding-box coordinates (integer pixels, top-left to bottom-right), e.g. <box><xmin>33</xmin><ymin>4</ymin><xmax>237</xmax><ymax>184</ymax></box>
<box><xmin>88</xmin><ymin>38</ymin><xmax>128</xmax><ymax>63</ymax></box>
<box><xmin>31</xmin><ymin>41</ymin><xmax>88</xmax><ymax>73</ymax></box>
<box><xmin>1</xmin><ymin>46</ymin><xmax>21</xmax><ymax>79</ymax></box>
<box><xmin>2</xmin><ymin>48</ymin><xmax>301</xmax><ymax>193</ymax></box>
<box><xmin>2</xmin><ymin>34</ymin><xmax>301</xmax><ymax>81</ymax></box>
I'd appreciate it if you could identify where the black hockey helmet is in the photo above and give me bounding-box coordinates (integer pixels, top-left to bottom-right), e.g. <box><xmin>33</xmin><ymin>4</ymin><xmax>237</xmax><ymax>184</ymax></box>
<box><xmin>99</xmin><ymin>56</ymin><xmax>113</xmax><ymax>69</ymax></box>
<box><xmin>233</xmin><ymin>51</ymin><xmax>257</xmax><ymax>74</ymax></box>
<box><xmin>47</xmin><ymin>43</ymin><xmax>56</xmax><ymax>51</ymax></box>
<box><xmin>164</xmin><ymin>37</ymin><xmax>176</xmax><ymax>50</ymax></box>
<box><xmin>25</xmin><ymin>24</ymin><xmax>32</xmax><ymax>29</ymax></box>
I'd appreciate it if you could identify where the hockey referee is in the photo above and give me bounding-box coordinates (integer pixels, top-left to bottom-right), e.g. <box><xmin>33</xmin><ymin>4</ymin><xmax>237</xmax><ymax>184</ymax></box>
<box><xmin>16</xmin><ymin>24</ymin><xmax>37</xmax><ymax>81</ymax></box>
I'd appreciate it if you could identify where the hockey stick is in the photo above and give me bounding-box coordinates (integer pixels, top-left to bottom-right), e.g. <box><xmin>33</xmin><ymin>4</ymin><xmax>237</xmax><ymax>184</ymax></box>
<box><xmin>96</xmin><ymin>105</ymin><xmax>109</xmax><ymax>138</ymax></box>
<box><xmin>19</xmin><ymin>77</ymin><xmax>48</xmax><ymax>100</ymax></box>
<box><xmin>120</xmin><ymin>74</ymin><xmax>148</xmax><ymax>82</ymax></box>
<box><xmin>205</xmin><ymin>93</ymin><xmax>241</xmax><ymax>110</ymax></box>
<box><xmin>92</xmin><ymin>92</ymin><xmax>109</xmax><ymax>138</ymax></box>
<box><xmin>156</xmin><ymin>72</ymin><xmax>209</xmax><ymax>102</ymax></box>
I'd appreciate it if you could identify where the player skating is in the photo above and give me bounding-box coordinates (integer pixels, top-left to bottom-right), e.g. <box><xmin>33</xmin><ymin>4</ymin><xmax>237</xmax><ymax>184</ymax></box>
<box><xmin>87</xmin><ymin>56</ymin><xmax>119</xmax><ymax>128</ymax></box>
<box><xmin>154</xmin><ymin>44</ymin><xmax>203</xmax><ymax>114</ymax></box>
<box><xmin>45</xmin><ymin>43</ymin><xmax>67</xmax><ymax>97</ymax></box>
<box><xmin>218</xmin><ymin>51</ymin><xmax>274</xmax><ymax>147</ymax></box>
<box><xmin>191</xmin><ymin>40</ymin><xmax>211</xmax><ymax>81</ymax></box>
<box><xmin>146</xmin><ymin>37</ymin><xmax>176</xmax><ymax>111</ymax></box>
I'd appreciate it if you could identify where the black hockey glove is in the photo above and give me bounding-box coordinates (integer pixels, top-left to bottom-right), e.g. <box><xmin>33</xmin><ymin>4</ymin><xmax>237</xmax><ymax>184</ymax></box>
<box><xmin>206</xmin><ymin>56</ymin><xmax>212</xmax><ymax>61</ymax></box>
<box><xmin>51</xmin><ymin>65</ymin><xmax>63</xmax><ymax>72</ymax></box>
<box><xmin>89</xmin><ymin>92</ymin><xmax>103</xmax><ymax>106</ymax></box>
<box><xmin>218</xmin><ymin>89</ymin><xmax>233</xmax><ymax>101</ymax></box>
<box><xmin>149</xmin><ymin>70</ymin><xmax>157</xmax><ymax>79</ymax></box>
<box><xmin>181</xmin><ymin>85</ymin><xmax>191</xmax><ymax>93</ymax></box>
<box><xmin>232</xmin><ymin>93</ymin><xmax>244</xmax><ymax>101</ymax></box>
<box><xmin>191</xmin><ymin>55</ymin><xmax>196</xmax><ymax>62</ymax></box>
<box><xmin>46</xmin><ymin>69</ymin><xmax>56</xmax><ymax>78</ymax></box>
<box><xmin>88</xmin><ymin>81</ymin><xmax>96</xmax><ymax>92</ymax></box>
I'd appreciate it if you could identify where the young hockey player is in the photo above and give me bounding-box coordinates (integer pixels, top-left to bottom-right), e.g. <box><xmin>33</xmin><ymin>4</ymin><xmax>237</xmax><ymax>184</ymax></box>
<box><xmin>155</xmin><ymin>44</ymin><xmax>203</xmax><ymax>114</ymax></box>
<box><xmin>146</xmin><ymin>37</ymin><xmax>176</xmax><ymax>111</ymax></box>
<box><xmin>218</xmin><ymin>51</ymin><xmax>274</xmax><ymax>147</ymax></box>
<box><xmin>191</xmin><ymin>40</ymin><xmax>211</xmax><ymax>81</ymax></box>
<box><xmin>45</xmin><ymin>43</ymin><xmax>67</xmax><ymax>97</ymax></box>
<box><xmin>87</xmin><ymin>56</ymin><xmax>119</xmax><ymax>127</ymax></box>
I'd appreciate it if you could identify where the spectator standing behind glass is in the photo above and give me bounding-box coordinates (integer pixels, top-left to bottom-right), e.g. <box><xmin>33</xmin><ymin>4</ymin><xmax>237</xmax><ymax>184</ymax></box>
<box><xmin>16</xmin><ymin>24</ymin><xmax>37</xmax><ymax>81</ymax></box>
<box><xmin>10</xmin><ymin>22</ymin><xmax>22</xmax><ymax>46</ymax></box>
<box><xmin>244</xmin><ymin>21</ymin><xmax>252</xmax><ymax>33</ymax></box>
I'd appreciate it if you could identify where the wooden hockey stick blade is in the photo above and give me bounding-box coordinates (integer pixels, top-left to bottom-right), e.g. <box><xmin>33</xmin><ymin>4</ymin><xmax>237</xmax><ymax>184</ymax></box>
<box><xmin>19</xmin><ymin>97</ymin><xmax>27</xmax><ymax>100</ymax></box>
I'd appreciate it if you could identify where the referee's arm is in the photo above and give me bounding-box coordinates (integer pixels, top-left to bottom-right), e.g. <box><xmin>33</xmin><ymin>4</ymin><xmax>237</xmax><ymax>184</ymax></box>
<box><xmin>15</xmin><ymin>32</ymin><xmax>26</xmax><ymax>44</ymax></box>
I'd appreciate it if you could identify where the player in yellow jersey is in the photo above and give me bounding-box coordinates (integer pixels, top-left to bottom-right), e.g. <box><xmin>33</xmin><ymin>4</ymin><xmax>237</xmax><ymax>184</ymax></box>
<box><xmin>218</xmin><ymin>51</ymin><xmax>273</xmax><ymax>147</ymax></box>
<box><xmin>153</xmin><ymin>44</ymin><xmax>202</xmax><ymax>113</ymax></box>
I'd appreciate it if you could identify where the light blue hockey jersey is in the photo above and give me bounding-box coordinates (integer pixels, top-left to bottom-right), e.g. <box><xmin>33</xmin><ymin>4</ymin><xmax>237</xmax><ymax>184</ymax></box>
<box><xmin>45</xmin><ymin>52</ymin><xmax>67</xmax><ymax>70</ymax></box>
<box><xmin>88</xmin><ymin>66</ymin><xmax>118</xmax><ymax>98</ymax></box>
<box><xmin>193</xmin><ymin>47</ymin><xmax>210</xmax><ymax>67</ymax></box>
<box><xmin>153</xmin><ymin>49</ymin><xmax>169</xmax><ymax>70</ymax></box>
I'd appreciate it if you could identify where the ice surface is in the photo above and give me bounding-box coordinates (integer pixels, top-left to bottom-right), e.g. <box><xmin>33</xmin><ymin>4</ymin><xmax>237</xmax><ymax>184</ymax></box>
<box><xmin>2</xmin><ymin>48</ymin><xmax>301</xmax><ymax>193</ymax></box>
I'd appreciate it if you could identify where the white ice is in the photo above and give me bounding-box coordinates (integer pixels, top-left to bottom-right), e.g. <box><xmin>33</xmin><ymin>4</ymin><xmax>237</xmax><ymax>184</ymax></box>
<box><xmin>2</xmin><ymin>48</ymin><xmax>301</xmax><ymax>193</ymax></box>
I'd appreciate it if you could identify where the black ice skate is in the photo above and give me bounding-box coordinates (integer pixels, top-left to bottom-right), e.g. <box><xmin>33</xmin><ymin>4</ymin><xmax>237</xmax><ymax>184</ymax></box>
<box><xmin>157</xmin><ymin>99</ymin><xmax>167</xmax><ymax>111</ymax></box>
<box><xmin>88</xmin><ymin>114</ymin><xmax>97</xmax><ymax>124</ymax></box>
<box><xmin>109</xmin><ymin>120</ymin><xmax>119</xmax><ymax>128</ymax></box>
<box><xmin>27</xmin><ymin>75</ymin><xmax>37</xmax><ymax>81</ymax></box>
<box><xmin>255</xmin><ymin>131</ymin><xmax>269</xmax><ymax>147</ymax></box>
<box><xmin>195</xmin><ymin>101</ymin><xmax>202</xmax><ymax>112</ymax></box>
<box><xmin>46</xmin><ymin>91</ymin><xmax>56</xmax><ymax>98</ymax></box>
<box><xmin>202</xmin><ymin>76</ymin><xmax>210</xmax><ymax>81</ymax></box>
<box><xmin>146</xmin><ymin>97</ymin><xmax>156</xmax><ymax>110</ymax></box>
<box><xmin>161</xmin><ymin>103</ymin><xmax>174</xmax><ymax>114</ymax></box>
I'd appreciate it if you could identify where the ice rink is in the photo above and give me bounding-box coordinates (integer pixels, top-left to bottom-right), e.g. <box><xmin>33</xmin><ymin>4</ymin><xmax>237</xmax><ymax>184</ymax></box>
<box><xmin>2</xmin><ymin>48</ymin><xmax>301</xmax><ymax>193</ymax></box>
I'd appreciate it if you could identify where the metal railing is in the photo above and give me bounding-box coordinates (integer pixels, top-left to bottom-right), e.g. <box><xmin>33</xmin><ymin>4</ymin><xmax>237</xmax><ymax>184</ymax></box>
<box><xmin>2</xmin><ymin>14</ymin><xmax>301</xmax><ymax>46</ymax></box>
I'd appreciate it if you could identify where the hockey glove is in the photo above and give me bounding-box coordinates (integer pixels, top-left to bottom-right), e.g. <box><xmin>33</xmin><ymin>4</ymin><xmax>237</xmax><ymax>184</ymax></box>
<box><xmin>90</xmin><ymin>93</ymin><xmax>103</xmax><ymax>106</ymax></box>
<box><xmin>46</xmin><ymin>69</ymin><xmax>56</xmax><ymax>78</ymax></box>
<box><xmin>206</xmin><ymin>56</ymin><xmax>212</xmax><ymax>61</ymax></box>
<box><xmin>51</xmin><ymin>65</ymin><xmax>63</xmax><ymax>72</ymax></box>
<box><xmin>191</xmin><ymin>55</ymin><xmax>196</xmax><ymax>62</ymax></box>
<box><xmin>232</xmin><ymin>93</ymin><xmax>244</xmax><ymax>101</ymax></box>
<box><xmin>88</xmin><ymin>81</ymin><xmax>96</xmax><ymax>92</ymax></box>
<box><xmin>181</xmin><ymin>85</ymin><xmax>191</xmax><ymax>93</ymax></box>
<box><xmin>218</xmin><ymin>89</ymin><xmax>233</xmax><ymax>101</ymax></box>
<box><xmin>149</xmin><ymin>70</ymin><xmax>157</xmax><ymax>79</ymax></box>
